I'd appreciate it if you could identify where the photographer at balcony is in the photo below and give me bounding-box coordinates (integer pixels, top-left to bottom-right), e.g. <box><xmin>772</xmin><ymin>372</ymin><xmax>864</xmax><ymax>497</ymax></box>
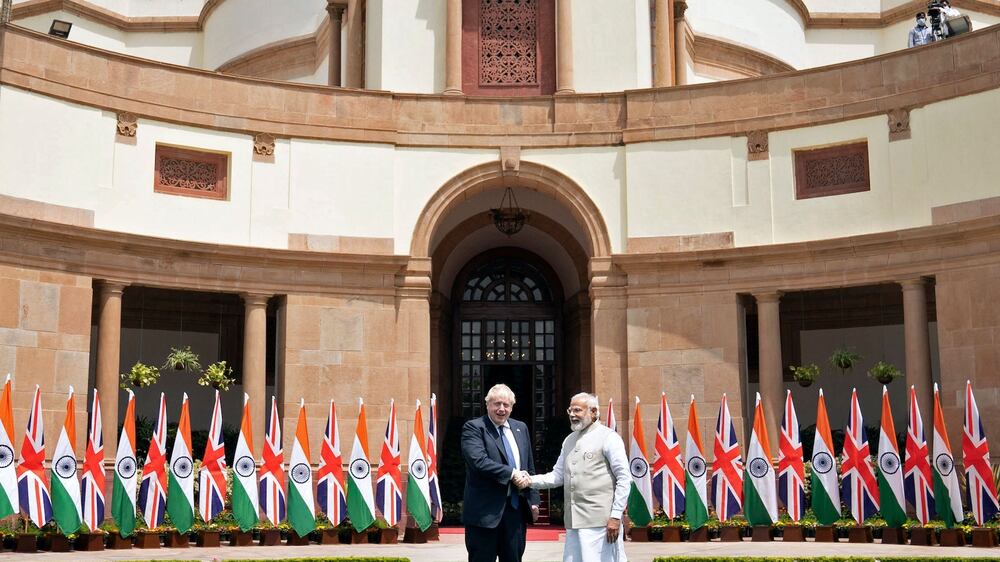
<box><xmin>908</xmin><ymin>12</ymin><xmax>935</xmax><ymax>47</ymax></box>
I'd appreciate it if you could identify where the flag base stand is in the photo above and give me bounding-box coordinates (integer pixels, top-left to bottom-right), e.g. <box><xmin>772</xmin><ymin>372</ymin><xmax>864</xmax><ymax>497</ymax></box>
<box><xmin>719</xmin><ymin>526</ymin><xmax>743</xmax><ymax>542</ymax></box>
<box><xmin>286</xmin><ymin>531</ymin><xmax>311</xmax><ymax>546</ymax></box>
<box><xmin>688</xmin><ymin>527</ymin><xmax>709</xmax><ymax>542</ymax></box>
<box><xmin>751</xmin><ymin>526</ymin><xmax>772</xmax><ymax>542</ymax></box>
<box><xmin>848</xmin><ymin>526</ymin><xmax>873</xmax><ymax>543</ymax></box>
<box><xmin>15</xmin><ymin>534</ymin><xmax>37</xmax><ymax>553</ymax></box>
<box><xmin>196</xmin><ymin>531</ymin><xmax>220</xmax><ymax>547</ymax></box>
<box><xmin>164</xmin><ymin>531</ymin><xmax>189</xmax><ymax>548</ymax></box>
<box><xmin>377</xmin><ymin>527</ymin><xmax>399</xmax><ymax>544</ymax></box>
<box><xmin>939</xmin><ymin>528</ymin><xmax>966</xmax><ymax>547</ymax></box>
<box><xmin>76</xmin><ymin>533</ymin><xmax>106</xmax><ymax>551</ymax></box>
<box><xmin>259</xmin><ymin>529</ymin><xmax>280</xmax><ymax>546</ymax></box>
<box><xmin>134</xmin><ymin>530</ymin><xmax>160</xmax><ymax>549</ymax></box>
<box><xmin>909</xmin><ymin>527</ymin><xmax>936</xmax><ymax>546</ymax></box>
<box><xmin>350</xmin><ymin>530</ymin><xmax>368</xmax><ymax>544</ymax></box>
<box><xmin>43</xmin><ymin>533</ymin><xmax>71</xmax><ymax>552</ymax></box>
<box><xmin>318</xmin><ymin>529</ymin><xmax>340</xmax><ymax>545</ymax></box>
<box><xmin>813</xmin><ymin>526</ymin><xmax>838</xmax><ymax>542</ymax></box>
<box><xmin>107</xmin><ymin>533</ymin><xmax>132</xmax><ymax>549</ymax></box>
<box><xmin>628</xmin><ymin>527</ymin><xmax>649</xmax><ymax>542</ymax></box>
<box><xmin>427</xmin><ymin>523</ymin><xmax>440</xmax><ymax>541</ymax></box>
<box><xmin>781</xmin><ymin>525</ymin><xmax>805</xmax><ymax>542</ymax></box>
<box><xmin>880</xmin><ymin>527</ymin><xmax>906</xmax><ymax>544</ymax></box>
<box><xmin>229</xmin><ymin>531</ymin><xmax>253</xmax><ymax>547</ymax></box>
<box><xmin>403</xmin><ymin>527</ymin><xmax>429</xmax><ymax>543</ymax></box>
<box><xmin>972</xmin><ymin>528</ymin><xmax>998</xmax><ymax>547</ymax></box>
<box><xmin>661</xmin><ymin>526</ymin><xmax>681</xmax><ymax>542</ymax></box>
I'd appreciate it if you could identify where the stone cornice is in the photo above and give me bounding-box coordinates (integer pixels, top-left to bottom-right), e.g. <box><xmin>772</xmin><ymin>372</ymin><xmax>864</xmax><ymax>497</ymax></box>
<box><xmin>0</xmin><ymin>213</ymin><xmax>408</xmax><ymax>296</ymax></box>
<box><xmin>1</xmin><ymin>23</ymin><xmax>999</xmax><ymax>148</ymax></box>
<box><xmin>10</xmin><ymin>0</ymin><xmax>223</xmax><ymax>32</ymax></box>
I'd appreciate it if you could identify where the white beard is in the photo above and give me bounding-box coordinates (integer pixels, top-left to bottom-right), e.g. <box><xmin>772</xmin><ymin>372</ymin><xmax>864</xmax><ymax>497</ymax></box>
<box><xmin>570</xmin><ymin>415</ymin><xmax>594</xmax><ymax>432</ymax></box>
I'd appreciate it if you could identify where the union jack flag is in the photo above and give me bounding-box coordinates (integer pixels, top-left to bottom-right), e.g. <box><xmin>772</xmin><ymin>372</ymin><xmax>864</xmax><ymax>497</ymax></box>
<box><xmin>375</xmin><ymin>399</ymin><xmax>402</xmax><ymax>525</ymax></box>
<box><xmin>651</xmin><ymin>393</ymin><xmax>685</xmax><ymax>518</ymax></box>
<box><xmin>17</xmin><ymin>386</ymin><xmax>51</xmax><ymax>528</ymax></box>
<box><xmin>138</xmin><ymin>393</ymin><xmax>168</xmax><ymax>528</ymax></box>
<box><xmin>317</xmin><ymin>400</ymin><xmax>348</xmax><ymax>526</ymax></box>
<box><xmin>198</xmin><ymin>390</ymin><xmax>226</xmax><ymax>523</ymax></box>
<box><xmin>840</xmin><ymin>388</ymin><xmax>879</xmax><ymax>524</ymax></box>
<box><xmin>259</xmin><ymin>396</ymin><xmax>286</xmax><ymax>525</ymax></box>
<box><xmin>427</xmin><ymin>394</ymin><xmax>443</xmax><ymax>522</ymax></box>
<box><xmin>963</xmin><ymin>380</ymin><xmax>1000</xmax><ymax>525</ymax></box>
<box><xmin>777</xmin><ymin>390</ymin><xmax>805</xmax><ymax>521</ymax></box>
<box><xmin>711</xmin><ymin>394</ymin><xmax>743</xmax><ymax>521</ymax></box>
<box><xmin>904</xmin><ymin>385</ymin><xmax>936</xmax><ymax>523</ymax></box>
<box><xmin>80</xmin><ymin>389</ymin><xmax>105</xmax><ymax>531</ymax></box>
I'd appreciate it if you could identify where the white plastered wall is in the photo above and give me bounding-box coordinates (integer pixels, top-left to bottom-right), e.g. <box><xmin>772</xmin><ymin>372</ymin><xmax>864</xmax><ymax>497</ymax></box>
<box><xmin>570</xmin><ymin>0</ymin><xmax>652</xmax><ymax>92</ymax></box>
<box><xmin>686</xmin><ymin>0</ymin><xmax>806</xmax><ymax>69</ymax></box>
<box><xmin>202</xmin><ymin>0</ymin><xmax>326</xmax><ymax>70</ymax></box>
<box><xmin>364</xmin><ymin>0</ymin><xmax>445</xmax><ymax>93</ymax></box>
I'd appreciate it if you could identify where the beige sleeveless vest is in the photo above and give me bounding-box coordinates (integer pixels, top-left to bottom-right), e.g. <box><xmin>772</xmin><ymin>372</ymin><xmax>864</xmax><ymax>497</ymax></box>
<box><xmin>561</xmin><ymin>422</ymin><xmax>616</xmax><ymax>529</ymax></box>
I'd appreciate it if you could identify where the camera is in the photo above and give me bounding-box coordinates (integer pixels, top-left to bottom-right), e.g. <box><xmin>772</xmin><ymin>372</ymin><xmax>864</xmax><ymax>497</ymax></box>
<box><xmin>926</xmin><ymin>0</ymin><xmax>945</xmax><ymax>40</ymax></box>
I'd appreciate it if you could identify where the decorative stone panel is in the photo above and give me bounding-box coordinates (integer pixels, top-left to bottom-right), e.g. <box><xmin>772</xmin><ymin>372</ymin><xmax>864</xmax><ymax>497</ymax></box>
<box><xmin>253</xmin><ymin>133</ymin><xmax>275</xmax><ymax>157</ymax></box>
<box><xmin>116</xmin><ymin>112</ymin><xmax>138</xmax><ymax>138</ymax></box>
<box><xmin>479</xmin><ymin>0</ymin><xmax>538</xmax><ymax>85</ymax></box>
<box><xmin>746</xmin><ymin>130</ymin><xmax>769</xmax><ymax>161</ymax></box>
<box><xmin>887</xmin><ymin>108</ymin><xmax>911</xmax><ymax>142</ymax></box>
<box><xmin>154</xmin><ymin>145</ymin><xmax>229</xmax><ymax>200</ymax></box>
<box><xmin>793</xmin><ymin>141</ymin><xmax>870</xmax><ymax>200</ymax></box>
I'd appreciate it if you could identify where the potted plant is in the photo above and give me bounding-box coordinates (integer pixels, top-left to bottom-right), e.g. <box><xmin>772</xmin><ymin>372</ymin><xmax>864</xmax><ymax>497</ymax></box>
<box><xmin>119</xmin><ymin>362</ymin><xmax>160</xmax><ymax>390</ymax></box>
<box><xmin>42</xmin><ymin>522</ymin><xmax>72</xmax><ymax>552</ymax></box>
<box><xmin>719</xmin><ymin>515</ymin><xmax>746</xmax><ymax>542</ymax></box>
<box><xmin>16</xmin><ymin>519</ymin><xmax>40</xmax><ymax>553</ymax></box>
<box><xmin>867</xmin><ymin>360</ymin><xmax>903</xmax><ymax>384</ymax></box>
<box><xmin>257</xmin><ymin>521</ymin><xmax>280</xmax><ymax>546</ymax></box>
<box><xmin>790</xmin><ymin>364</ymin><xmax>820</xmax><ymax>387</ymax></box>
<box><xmin>315</xmin><ymin>513</ymin><xmax>339</xmax><ymax>545</ymax></box>
<box><xmin>193</xmin><ymin>520</ymin><xmax>221</xmax><ymax>548</ymax></box>
<box><xmin>163</xmin><ymin>346</ymin><xmax>202</xmax><ymax>372</ymax></box>
<box><xmin>369</xmin><ymin>518</ymin><xmax>397</xmax><ymax>544</ymax></box>
<box><xmin>76</xmin><ymin>524</ymin><xmax>106</xmax><ymax>551</ymax></box>
<box><xmin>102</xmin><ymin>520</ymin><xmax>132</xmax><ymax>550</ymax></box>
<box><xmin>829</xmin><ymin>348</ymin><xmax>861</xmax><ymax>374</ymax></box>
<box><xmin>198</xmin><ymin>361</ymin><xmax>235</xmax><ymax>391</ymax></box>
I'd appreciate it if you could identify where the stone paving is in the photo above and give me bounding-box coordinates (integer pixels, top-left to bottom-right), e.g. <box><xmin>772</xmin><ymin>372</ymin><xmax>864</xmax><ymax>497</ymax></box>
<box><xmin>5</xmin><ymin>533</ymin><xmax>1000</xmax><ymax>562</ymax></box>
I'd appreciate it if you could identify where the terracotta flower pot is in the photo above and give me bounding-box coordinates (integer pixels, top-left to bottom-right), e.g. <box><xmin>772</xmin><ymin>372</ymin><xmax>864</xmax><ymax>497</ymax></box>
<box><xmin>350</xmin><ymin>529</ymin><xmax>369</xmax><ymax>544</ymax></box>
<box><xmin>259</xmin><ymin>528</ymin><xmax>281</xmax><ymax>546</ymax></box>
<box><xmin>938</xmin><ymin>528</ymin><xmax>966</xmax><ymax>547</ymax></box>
<box><xmin>164</xmin><ymin>531</ymin><xmax>189</xmax><ymax>548</ymax></box>
<box><xmin>972</xmin><ymin>527</ymin><xmax>998</xmax><ymax>548</ymax></box>
<box><xmin>661</xmin><ymin>526</ymin><xmax>681</xmax><ymax>542</ymax></box>
<box><xmin>426</xmin><ymin>522</ymin><xmax>441</xmax><ymax>541</ymax></box>
<box><xmin>44</xmin><ymin>533</ymin><xmax>71</xmax><ymax>552</ymax></box>
<box><xmin>848</xmin><ymin>526</ymin><xmax>873</xmax><ymax>543</ymax></box>
<box><xmin>133</xmin><ymin>530</ymin><xmax>160</xmax><ymax>549</ymax></box>
<box><xmin>403</xmin><ymin>526</ymin><xmax>429</xmax><ymax>543</ymax></box>
<box><xmin>286</xmin><ymin>530</ymin><xmax>311</xmax><ymax>546</ymax></box>
<box><xmin>229</xmin><ymin>530</ymin><xmax>254</xmax><ymax>546</ymax></box>
<box><xmin>782</xmin><ymin>524</ymin><xmax>805</xmax><ymax>542</ymax></box>
<box><xmin>909</xmin><ymin>527</ymin><xmax>936</xmax><ymax>546</ymax></box>
<box><xmin>196</xmin><ymin>530</ymin><xmax>220</xmax><ymax>547</ymax></box>
<box><xmin>378</xmin><ymin>527</ymin><xmax>398</xmax><ymax>544</ymax></box>
<box><xmin>688</xmin><ymin>526</ymin><xmax>709</xmax><ymax>542</ymax></box>
<box><xmin>751</xmin><ymin>526</ymin><xmax>772</xmax><ymax>542</ymax></box>
<box><xmin>318</xmin><ymin>529</ymin><xmax>340</xmax><ymax>545</ymax></box>
<box><xmin>76</xmin><ymin>533</ymin><xmax>106</xmax><ymax>551</ymax></box>
<box><xmin>628</xmin><ymin>526</ymin><xmax>649</xmax><ymax>542</ymax></box>
<box><xmin>880</xmin><ymin>527</ymin><xmax>906</xmax><ymax>544</ymax></box>
<box><xmin>16</xmin><ymin>533</ymin><xmax>37</xmax><ymax>553</ymax></box>
<box><xmin>719</xmin><ymin>526</ymin><xmax>743</xmax><ymax>542</ymax></box>
<box><xmin>813</xmin><ymin>525</ymin><xmax>838</xmax><ymax>542</ymax></box>
<box><xmin>107</xmin><ymin>533</ymin><xmax>133</xmax><ymax>550</ymax></box>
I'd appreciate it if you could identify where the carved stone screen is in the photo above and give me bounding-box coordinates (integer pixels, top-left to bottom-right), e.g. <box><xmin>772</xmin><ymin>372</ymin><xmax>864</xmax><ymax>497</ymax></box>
<box><xmin>793</xmin><ymin>141</ymin><xmax>871</xmax><ymax>200</ymax></box>
<box><xmin>462</xmin><ymin>0</ymin><xmax>555</xmax><ymax>96</ymax></box>
<box><xmin>479</xmin><ymin>0</ymin><xmax>538</xmax><ymax>85</ymax></box>
<box><xmin>154</xmin><ymin>145</ymin><xmax>229</xmax><ymax>200</ymax></box>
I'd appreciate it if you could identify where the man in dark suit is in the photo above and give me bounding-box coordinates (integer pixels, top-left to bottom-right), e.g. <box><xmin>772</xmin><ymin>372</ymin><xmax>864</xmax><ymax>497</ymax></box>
<box><xmin>462</xmin><ymin>384</ymin><xmax>540</xmax><ymax>562</ymax></box>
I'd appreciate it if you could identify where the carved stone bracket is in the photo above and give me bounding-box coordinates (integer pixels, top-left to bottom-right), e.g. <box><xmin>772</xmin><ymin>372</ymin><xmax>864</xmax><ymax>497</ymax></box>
<box><xmin>747</xmin><ymin>130</ymin><xmax>769</xmax><ymax>161</ymax></box>
<box><xmin>887</xmin><ymin>108</ymin><xmax>911</xmax><ymax>141</ymax></box>
<box><xmin>500</xmin><ymin>146</ymin><xmax>521</xmax><ymax>175</ymax></box>
<box><xmin>674</xmin><ymin>0</ymin><xmax>688</xmax><ymax>20</ymax></box>
<box><xmin>116</xmin><ymin>112</ymin><xmax>138</xmax><ymax>138</ymax></box>
<box><xmin>253</xmin><ymin>133</ymin><xmax>275</xmax><ymax>157</ymax></box>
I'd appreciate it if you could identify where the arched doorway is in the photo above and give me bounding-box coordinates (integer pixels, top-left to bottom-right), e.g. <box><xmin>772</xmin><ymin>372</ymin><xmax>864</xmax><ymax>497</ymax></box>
<box><xmin>452</xmin><ymin>249</ymin><xmax>563</xmax><ymax>445</ymax></box>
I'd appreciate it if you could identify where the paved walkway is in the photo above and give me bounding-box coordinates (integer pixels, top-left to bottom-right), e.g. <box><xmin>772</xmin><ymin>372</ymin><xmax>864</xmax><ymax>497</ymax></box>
<box><xmin>5</xmin><ymin>533</ymin><xmax>1000</xmax><ymax>562</ymax></box>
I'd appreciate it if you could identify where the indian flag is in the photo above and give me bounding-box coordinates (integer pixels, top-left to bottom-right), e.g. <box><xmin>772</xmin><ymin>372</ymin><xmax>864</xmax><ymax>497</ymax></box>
<box><xmin>876</xmin><ymin>386</ymin><xmax>907</xmax><ymax>528</ymax></box>
<box><xmin>0</xmin><ymin>374</ymin><xmax>19</xmax><ymax>518</ymax></box>
<box><xmin>288</xmin><ymin>399</ymin><xmax>316</xmax><ymax>537</ymax></box>
<box><xmin>112</xmin><ymin>390</ymin><xmax>138</xmax><ymax>537</ymax></box>
<box><xmin>684</xmin><ymin>395</ymin><xmax>708</xmax><ymax>530</ymax></box>
<box><xmin>810</xmin><ymin>389</ymin><xmax>840</xmax><ymax>525</ymax></box>
<box><xmin>932</xmin><ymin>383</ymin><xmax>963</xmax><ymax>528</ymax></box>
<box><xmin>744</xmin><ymin>393</ymin><xmax>777</xmax><ymax>525</ymax></box>
<box><xmin>627</xmin><ymin>396</ymin><xmax>654</xmax><ymax>526</ymax></box>
<box><xmin>231</xmin><ymin>393</ymin><xmax>259</xmax><ymax>531</ymax></box>
<box><xmin>347</xmin><ymin>398</ymin><xmax>376</xmax><ymax>532</ymax></box>
<box><xmin>166</xmin><ymin>393</ymin><xmax>194</xmax><ymax>534</ymax></box>
<box><xmin>51</xmin><ymin>386</ymin><xmax>82</xmax><ymax>534</ymax></box>
<box><xmin>406</xmin><ymin>399</ymin><xmax>433</xmax><ymax>532</ymax></box>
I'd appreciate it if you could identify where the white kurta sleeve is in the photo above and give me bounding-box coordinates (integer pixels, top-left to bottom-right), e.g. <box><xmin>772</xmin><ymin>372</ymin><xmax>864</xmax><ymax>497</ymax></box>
<box><xmin>604</xmin><ymin>432</ymin><xmax>631</xmax><ymax>520</ymax></box>
<box><xmin>529</xmin><ymin>437</ymin><xmax>568</xmax><ymax>490</ymax></box>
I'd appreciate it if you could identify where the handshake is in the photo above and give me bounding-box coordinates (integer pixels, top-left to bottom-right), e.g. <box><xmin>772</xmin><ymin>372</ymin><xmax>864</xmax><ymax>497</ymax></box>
<box><xmin>511</xmin><ymin>470</ymin><xmax>533</xmax><ymax>489</ymax></box>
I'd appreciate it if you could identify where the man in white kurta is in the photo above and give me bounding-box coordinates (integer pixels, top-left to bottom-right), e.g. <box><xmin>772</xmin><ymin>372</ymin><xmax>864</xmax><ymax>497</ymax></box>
<box><xmin>515</xmin><ymin>393</ymin><xmax>630</xmax><ymax>562</ymax></box>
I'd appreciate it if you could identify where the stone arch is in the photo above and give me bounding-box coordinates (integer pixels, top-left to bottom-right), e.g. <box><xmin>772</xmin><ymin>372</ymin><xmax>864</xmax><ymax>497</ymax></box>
<box><xmin>410</xmin><ymin>160</ymin><xmax>613</xmax><ymax>260</ymax></box>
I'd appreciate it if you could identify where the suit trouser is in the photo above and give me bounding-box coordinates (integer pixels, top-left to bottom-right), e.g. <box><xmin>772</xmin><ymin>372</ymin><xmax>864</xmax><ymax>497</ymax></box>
<box><xmin>465</xmin><ymin>496</ymin><xmax>527</xmax><ymax>562</ymax></box>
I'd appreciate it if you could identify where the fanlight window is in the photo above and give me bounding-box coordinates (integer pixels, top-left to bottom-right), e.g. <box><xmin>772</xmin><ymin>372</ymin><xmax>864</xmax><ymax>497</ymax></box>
<box><xmin>462</xmin><ymin>259</ymin><xmax>551</xmax><ymax>303</ymax></box>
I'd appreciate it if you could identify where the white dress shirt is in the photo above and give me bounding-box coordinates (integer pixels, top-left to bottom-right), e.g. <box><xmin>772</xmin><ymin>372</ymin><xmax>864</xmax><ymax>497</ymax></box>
<box><xmin>495</xmin><ymin>421</ymin><xmax>521</xmax><ymax>475</ymax></box>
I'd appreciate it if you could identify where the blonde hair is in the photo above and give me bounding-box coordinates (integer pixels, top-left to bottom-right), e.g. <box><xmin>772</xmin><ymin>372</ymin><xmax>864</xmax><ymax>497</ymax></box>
<box><xmin>485</xmin><ymin>384</ymin><xmax>516</xmax><ymax>405</ymax></box>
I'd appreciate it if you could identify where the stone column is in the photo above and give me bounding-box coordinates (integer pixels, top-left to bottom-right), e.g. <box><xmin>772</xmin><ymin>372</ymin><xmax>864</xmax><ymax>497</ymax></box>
<box><xmin>754</xmin><ymin>291</ymin><xmax>783</xmax><ymax>449</ymax></box>
<box><xmin>674</xmin><ymin>1</ymin><xmax>689</xmax><ymax>86</ymax></box>
<box><xmin>654</xmin><ymin>0</ymin><xmax>675</xmax><ymax>87</ymax></box>
<box><xmin>901</xmin><ymin>278</ymin><xmax>933</xmax><ymax>426</ymax></box>
<box><xmin>344</xmin><ymin>0</ymin><xmax>364</xmax><ymax>88</ymax></box>
<box><xmin>444</xmin><ymin>0</ymin><xmax>463</xmax><ymax>94</ymax></box>
<box><xmin>590</xmin><ymin>259</ymin><xmax>627</xmax><ymax>428</ymax></box>
<box><xmin>242</xmin><ymin>293</ymin><xmax>270</xmax><ymax>449</ymax></box>
<box><xmin>96</xmin><ymin>281</ymin><xmax>126</xmax><ymax>456</ymax></box>
<box><xmin>555</xmin><ymin>0</ymin><xmax>574</xmax><ymax>94</ymax></box>
<box><xmin>326</xmin><ymin>2</ymin><xmax>345</xmax><ymax>86</ymax></box>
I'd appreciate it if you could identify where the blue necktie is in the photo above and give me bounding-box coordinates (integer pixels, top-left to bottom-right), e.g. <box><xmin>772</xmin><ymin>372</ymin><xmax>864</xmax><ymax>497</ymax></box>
<box><xmin>498</xmin><ymin>425</ymin><xmax>519</xmax><ymax>508</ymax></box>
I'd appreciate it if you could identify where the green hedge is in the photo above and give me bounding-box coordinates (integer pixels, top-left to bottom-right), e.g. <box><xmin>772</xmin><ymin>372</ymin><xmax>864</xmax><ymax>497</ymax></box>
<box><xmin>653</xmin><ymin>558</ymin><xmax>1000</xmax><ymax>562</ymax></box>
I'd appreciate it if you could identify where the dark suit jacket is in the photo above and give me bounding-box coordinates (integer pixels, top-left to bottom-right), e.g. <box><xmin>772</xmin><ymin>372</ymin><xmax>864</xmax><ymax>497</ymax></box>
<box><xmin>461</xmin><ymin>415</ymin><xmax>540</xmax><ymax>528</ymax></box>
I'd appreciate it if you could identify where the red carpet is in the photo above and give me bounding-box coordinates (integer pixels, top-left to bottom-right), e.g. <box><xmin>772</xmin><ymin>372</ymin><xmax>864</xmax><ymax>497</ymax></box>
<box><xmin>438</xmin><ymin>526</ymin><xmax>565</xmax><ymax>541</ymax></box>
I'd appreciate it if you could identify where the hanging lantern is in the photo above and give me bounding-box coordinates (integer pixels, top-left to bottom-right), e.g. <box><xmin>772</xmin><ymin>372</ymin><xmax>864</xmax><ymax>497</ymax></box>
<box><xmin>489</xmin><ymin>187</ymin><xmax>528</xmax><ymax>236</ymax></box>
